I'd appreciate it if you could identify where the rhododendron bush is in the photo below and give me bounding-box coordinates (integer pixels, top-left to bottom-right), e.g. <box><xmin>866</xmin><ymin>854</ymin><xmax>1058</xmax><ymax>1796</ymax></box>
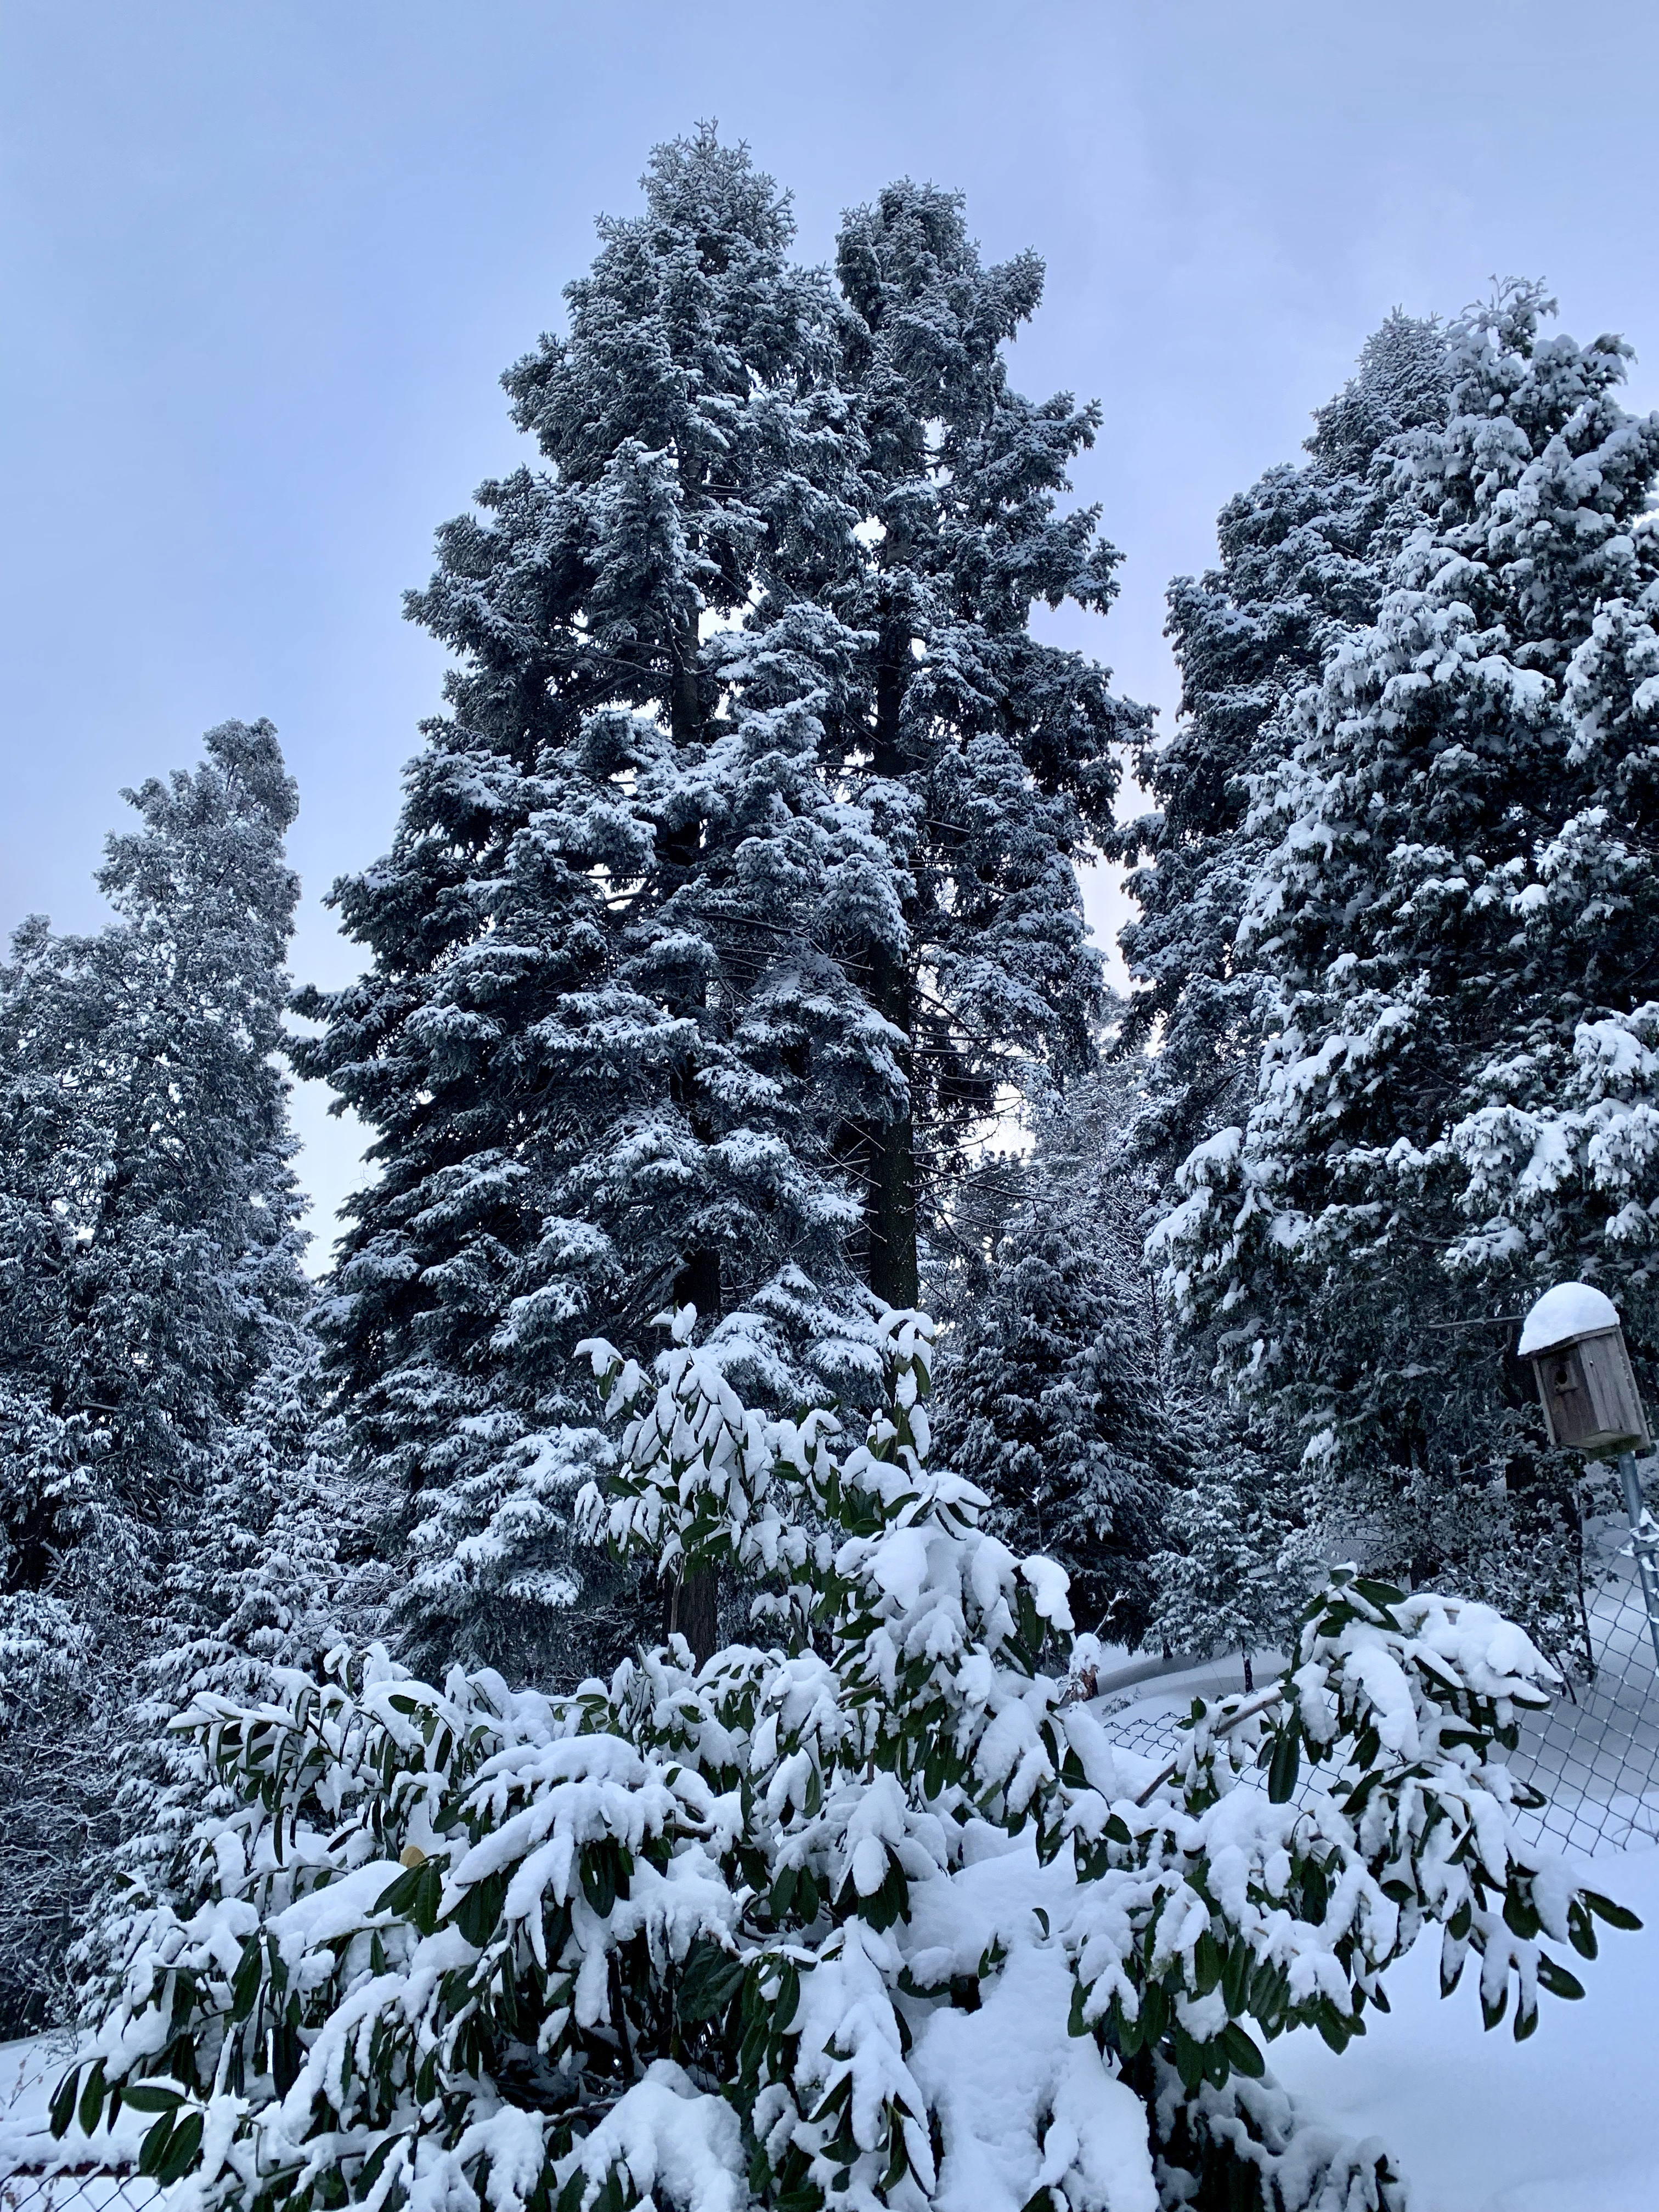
<box><xmin>55</xmin><ymin>1311</ymin><xmax>1638</xmax><ymax>2212</ymax></box>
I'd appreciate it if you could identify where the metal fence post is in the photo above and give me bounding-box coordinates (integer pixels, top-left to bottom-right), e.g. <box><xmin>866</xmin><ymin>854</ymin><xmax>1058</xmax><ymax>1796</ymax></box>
<box><xmin>1616</xmin><ymin>1448</ymin><xmax>1659</xmax><ymax>1671</ymax></box>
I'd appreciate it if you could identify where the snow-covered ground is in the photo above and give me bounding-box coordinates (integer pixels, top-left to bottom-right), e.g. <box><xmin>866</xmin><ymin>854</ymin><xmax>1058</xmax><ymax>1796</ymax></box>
<box><xmin>1084</xmin><ymin>1629</ymin><xmax>1659</xmax><ymax>2210</ymax></box>
<box><xmin>4</xmin><ymin>1849</ymin><xmax>1656</xmax><ymax>2211</ymax></box>
<box><xmin>0</xmin><ymin>2033</ymin><xmax>155</xmax><ymax>2205</ymax></box>
<box><xmin>1271</xmin><ymin>1842</ymin><xmax>1659</xmax><ymax>2211</ymax></box>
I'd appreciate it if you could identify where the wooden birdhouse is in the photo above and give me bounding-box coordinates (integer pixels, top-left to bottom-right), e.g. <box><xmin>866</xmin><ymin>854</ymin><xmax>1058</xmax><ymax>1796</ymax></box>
<box><xmin>1518</xmin><ymin>1283</ymin><xmax>1651</xmax><ymax>1459</ymax></box>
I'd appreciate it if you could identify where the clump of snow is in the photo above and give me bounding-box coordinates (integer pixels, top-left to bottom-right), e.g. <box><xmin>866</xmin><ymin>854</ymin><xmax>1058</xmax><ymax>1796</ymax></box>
<box><xmin>1517</xmin><ymin>1280</ymin><xmax>1622</xmax><ymax>1357</ymax></box>
<box><xmin>555</xmin><ymin>2063</ymin><xmax>745</xmax><ymax>2212</ymax></box>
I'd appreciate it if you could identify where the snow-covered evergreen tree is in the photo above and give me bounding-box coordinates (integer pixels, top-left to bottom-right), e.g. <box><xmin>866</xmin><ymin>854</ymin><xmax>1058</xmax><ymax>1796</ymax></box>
<box><xmin>0</xmin><ymin>1588</ymin><xmax>115</xmax><ymax>2033</ymax></box>
<box><xmin>934</xmin><ymin>1069</ymin><xmax>1176</xmax><ymax>1645</ymax></box>
<box><xmin>297</xmin><ymin>139</ymin><xmax>1143</xmax><ymax>1681</ymax></box>
<box><xmin>1157</xmin><ymin>285</ymin><xmax>1659</xmax><ymax>1637</ymax></box>
<box><xmin>827</xmin><ymin>183</ymin><xmax>1143</xmax><ymax>1300</ymax></box>
<box><xmin>151</xmin><ymin>1325</ymin><xmax>366</xmax><ymax>1705</ymax></box>
<box><xmin>70</xmin><ymin>1318</ymin><xmax>392</xmax><ymax>2018</ymax></box>
<box><xmin>1114</xmin><ymin>314</ymin><xmax>1448</xmax><ymax>1169</ymax></box>
<box><xmin>55</xmin><ymin>1305</ymin><xmax>1640</xmax><ymax>2212</ymax></box>
<box><xmin>0</xmin><ymin>717</ymin><xmax>305</xmax><ymax>1609</ymax></box>
<box><xmin>295</xmin><ymin>129</ymin><xmax>878</xmax><ymax>1680</ymax></box>
<box><xmin>1145</xmin><ymin>1428</ymin><xmax>1310</xmax><ymax>1688</ymax></box>
<box><xmin>0</xmin><ymin>718</ymin><xmax>308</xmax><ymax>2030</ymax></box>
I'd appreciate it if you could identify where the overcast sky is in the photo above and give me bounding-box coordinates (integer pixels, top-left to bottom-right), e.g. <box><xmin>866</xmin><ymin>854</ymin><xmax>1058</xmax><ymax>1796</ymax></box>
<box><xmin>5</xmin><ymin>0</ymin><xmax>1657</xmax><ymax>1266</ymax></box>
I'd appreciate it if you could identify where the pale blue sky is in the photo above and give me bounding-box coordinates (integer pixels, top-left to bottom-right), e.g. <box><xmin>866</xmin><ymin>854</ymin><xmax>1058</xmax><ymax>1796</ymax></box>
<box><xmin>5</xmin><ymin>0</ymin><xmax>1656</xmax><ymax>1264</ymax></box>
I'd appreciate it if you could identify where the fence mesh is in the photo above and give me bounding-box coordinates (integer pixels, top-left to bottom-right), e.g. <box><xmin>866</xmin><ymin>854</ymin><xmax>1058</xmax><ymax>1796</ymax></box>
<box><xmin>1</xmin><ymin>2172</ymin><xmax>159</xmax><ymax>2212</ymax></box>
<box><xmin>1505</xmin><ymin>1548</ymin><xmax>1659</xmax><ymax>1858</ymax></box>
<box><xmin>0</xmin><ymin>2036</ymin><xmax>162</xmax><ymax>2212</ymax></box>
<box><xmin>1093</xmin><ymin>1543</ymin><xmax>1659</xmax><ymax>1860</ymax></box>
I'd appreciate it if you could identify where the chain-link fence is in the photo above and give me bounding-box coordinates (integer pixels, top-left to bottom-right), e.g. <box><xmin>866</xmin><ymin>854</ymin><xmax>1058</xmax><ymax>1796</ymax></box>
<box><xmin>1506</xmin><ymin>1549</ymin><xmax>1659</xmax><ymax>1858</ymax></box>
<box><xmin>0</xmin><ymin>2035</ymin><xmax>162</xmax><ymax>2212</ymax></box>
<box><xmin>1094</xmin><ymin>1543</ymin><xmax>1659</xmax><ymax>1860</ymax></box>
<box><xmin>1</xmin><ymin>2170</ymin><xmax>159</xmax><ymax>2212</ymax></box>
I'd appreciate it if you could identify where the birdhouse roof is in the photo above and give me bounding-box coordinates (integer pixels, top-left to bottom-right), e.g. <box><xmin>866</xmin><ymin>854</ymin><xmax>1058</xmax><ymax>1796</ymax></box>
<box><xmin>1518</xmin><ymin>1282</ymin><xmax>1622</xmax><ymax>1358</ymax></box>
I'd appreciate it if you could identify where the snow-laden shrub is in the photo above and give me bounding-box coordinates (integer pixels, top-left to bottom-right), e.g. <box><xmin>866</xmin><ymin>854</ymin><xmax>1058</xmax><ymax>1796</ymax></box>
<box><xmin>56</xmin><ymin>1310</ymin><xmax>1639</xmax><ymax>2212</ymax></box>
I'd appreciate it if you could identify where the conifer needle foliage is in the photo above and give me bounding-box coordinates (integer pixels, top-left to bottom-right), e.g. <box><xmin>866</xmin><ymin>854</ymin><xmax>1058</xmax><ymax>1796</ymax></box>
<box><xmin>291</xmin><ymin>132</ymin><xmax>1141</xmax><ymax>1680</ymax></box>
<box><xmin>1153</xmin><ymin>285</ymin><xmax>1659</xmax><ymax>1634</ymax></box>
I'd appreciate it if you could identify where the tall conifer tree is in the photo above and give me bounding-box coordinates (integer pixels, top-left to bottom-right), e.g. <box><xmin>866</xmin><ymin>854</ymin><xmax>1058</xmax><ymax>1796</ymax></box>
<box><xmin>1115</xmin><ymin>314</ymin><xmax>1448</xmax><ymax>1167</ymax></box>
<box><xmin>1100</xmin><ymin>321</ymin><xmax>1447</xmax><ymax>1664</ymax></box>
<box><xmin>0</xmin><ymin>718</ymin><xmax>305</xmax><ymax>2030</ymax></box>
<box><xmin>827</xmin><ymin>183</ymin><xmax>1142</xmax><ymax>1297</ymax></box>
<box><xmin>0</xmin><ymin>718</ymin><xmax>304</xmax><ymax>1618</ymax></box>
<box><xmin>300</xmin><ymin>139</ymin><xmax>1143</xmax><ymax>1679</ymax></box>
<box><xmin>1159</xmin><ymin>286</ymin><xmax>1659</xmax><ymax>1637</ymax></box>
<box><xmin>296</xmin><ymin>132</ymin><xmax>881</xmax><ymax>1677</ymax></box>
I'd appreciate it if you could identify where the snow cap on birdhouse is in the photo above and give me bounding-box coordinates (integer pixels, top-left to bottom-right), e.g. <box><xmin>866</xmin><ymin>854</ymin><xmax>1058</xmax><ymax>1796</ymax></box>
<box><xmin>1519</xmin><ymin>1282</ymin><xmax>1650</xmax><ymax>1458</ymax></box>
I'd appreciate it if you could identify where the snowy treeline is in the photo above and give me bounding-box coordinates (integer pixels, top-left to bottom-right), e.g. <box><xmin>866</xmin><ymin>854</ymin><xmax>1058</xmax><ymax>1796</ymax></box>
<box><xmin>5</xmin><ymin>124</ymin><xmax>1659</xmax><ymax>2209</ymax></box>
<box><xmin>1136</xmin><ymin>282</ymin><xmax>1659</xmax><ymax>1652</ymax></box>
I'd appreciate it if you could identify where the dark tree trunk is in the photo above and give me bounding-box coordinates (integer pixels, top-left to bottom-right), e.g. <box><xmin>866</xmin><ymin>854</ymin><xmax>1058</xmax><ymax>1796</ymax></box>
<box><xmin>673</xmin><ymin>1247</ymin><xmax>721</xmax><ymax>1331</ymax></box>
<box><xmin>863</xmin><ymin>943</ymin><xmax>918</xmax><ymax>1311</ymax></box>
<box><xmin>659</xmin><ymin>592</ymin><xmax>721</xmax><ymax>1664</ymax></box>
<box><xmin>669</xmin><ymin>1566</ymin><xmax>720</xmax><ymax>1669</ymax></box>
<box><xmin>668</xmin><ymin>1247</ymin><xmax>722</xmax><ymax>1666</ymax></box>
<box><xmin>669</xmin><ymin>609</ymin><xmax>704</xmax><ymax>748</ymax></box>
<box><xmin>853</xmin><ymin>604</ymin><xmax>920</xmax><ymax>1309</ymax></box>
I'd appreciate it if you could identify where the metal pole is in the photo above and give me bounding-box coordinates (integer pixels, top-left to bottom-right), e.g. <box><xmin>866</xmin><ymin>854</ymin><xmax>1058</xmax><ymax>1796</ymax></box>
<box><xmin>1615</xmin><ymin>1449</ymin><xmax>1659</xmax><ymax>1670</ymax></box>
